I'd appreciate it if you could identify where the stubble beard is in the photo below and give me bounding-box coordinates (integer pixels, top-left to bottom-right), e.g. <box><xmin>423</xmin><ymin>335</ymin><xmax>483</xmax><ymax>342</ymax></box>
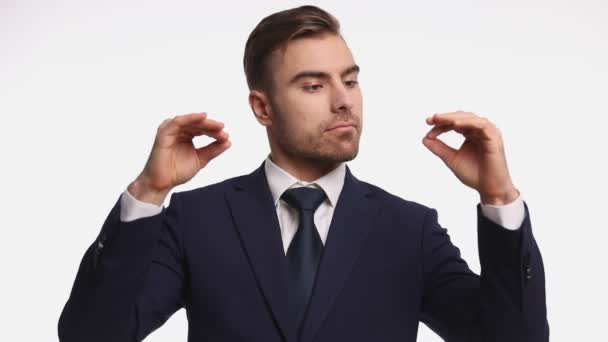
<box><xmin>272</xmin><ymin>104</ymin><xmax>361</xmax><ymax>166</ymax></box>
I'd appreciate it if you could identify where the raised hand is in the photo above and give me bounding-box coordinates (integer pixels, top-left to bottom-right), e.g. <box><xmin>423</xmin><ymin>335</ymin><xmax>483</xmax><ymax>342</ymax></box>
<box><xmin>421</xmin><ymin>111</ymin><xmax>519</xmax><ymax>205</ymax></box>
<box><xmin>128</xmin><ymin>112</ymin><xmax>231</xmax><ymax>205</ymax></box>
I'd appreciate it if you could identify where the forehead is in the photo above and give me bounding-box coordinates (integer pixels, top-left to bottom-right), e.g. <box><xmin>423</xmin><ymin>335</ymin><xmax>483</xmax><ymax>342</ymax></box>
<box><xmin>271</xmin><ymin>33</ymin><xmax>355</xmax><ymax>78</ymax></box>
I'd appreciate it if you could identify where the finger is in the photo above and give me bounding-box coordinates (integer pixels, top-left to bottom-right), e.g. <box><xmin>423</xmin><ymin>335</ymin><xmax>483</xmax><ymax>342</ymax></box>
<box><xmin>182</xmin><ymin>116</ymin><xmax>225</xmax><ymax>131</ymax></box>
<box><xmin>422</xmin><ymin>136</ymin><xmax>457</xmax><ymax>166</ymax></box>
<box><xmin>162</xmin><ymin>112</ymin><xmax>207</xmax><ymax>135</ymax></box>
<box><xmin>425</xmin><ymin>124</ymin><xmax>454</xmax><ymax>139</ymax></box>
<box><xmin>167</xmin><ymin>114</ymin><xmax>226</xmax><ymax>137</ymax></box>
<box><xmin>173</xmin><ymin>112</ymin><xmax>208</xmax><ymax>126</ymax></box>
<box><xmin>426</xmin><ymin>111</ymin><xmax>475</xmax><ymax>125</ymax></box>
<box><xmin>177</xmin><ymin>127</ymin><xmax>230</xmax><ymax>141</ymax></box>
<box><xmin>196</xmin><ymin>139</ymin><xmax>232</xmax><ymax>165</ymax></box>
<box><xmin>425</xmin><ymin>123</ymin><xmax>482</xmax><ymax>140</ymax></box>
<box><xmin>425</xmin><ymin>112</ymin><xmax>439</xmax><ymax>125</ymax></box>
<box><xmin>178</xmin><ymin>128</ymin><xmax>227</xmax><ymax>144</ymax></box>
<box><xmin>429</xmin><ymin>115</ymin><xmax>492</xmax><ymax>140</ymax></box>
<box><xmin>180</xmin><ymin>119</ymin><xmax>227</xmax><ymax>134</ymax></box>
<box><xmin>455</xmin><ymin>126</ymin><xmax>483</xmax><ymax>139</ymax></box>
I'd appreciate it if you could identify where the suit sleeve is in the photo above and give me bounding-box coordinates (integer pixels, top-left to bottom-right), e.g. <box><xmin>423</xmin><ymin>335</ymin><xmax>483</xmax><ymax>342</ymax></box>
<box><xmin>58</xmin><ymin>192</ymin><xmax>186</xmax><ymax>342</ymax></box>
<box><xmin>418</xmin><ymin>201</ymin><xmax>549</xmax><ymax>342</ymax></box>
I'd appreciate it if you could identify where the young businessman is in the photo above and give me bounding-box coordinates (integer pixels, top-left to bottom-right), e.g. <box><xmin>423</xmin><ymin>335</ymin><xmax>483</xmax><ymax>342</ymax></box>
<box><xmin>59</xmin><ymin>5</ymin><xmax>549</xmax><ymax>342</ymax></box>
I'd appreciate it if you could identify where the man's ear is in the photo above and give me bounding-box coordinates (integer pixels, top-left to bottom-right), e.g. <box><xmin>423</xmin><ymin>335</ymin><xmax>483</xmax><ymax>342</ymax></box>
<box><xmin>249</xmin><ymin>90</ymin><xmax>273</xmax><ymax>127</ymax></box>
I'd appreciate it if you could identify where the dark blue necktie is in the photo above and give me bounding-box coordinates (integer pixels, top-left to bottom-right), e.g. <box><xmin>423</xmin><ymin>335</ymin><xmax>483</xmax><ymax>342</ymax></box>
<box><xmin>281</xmin><ymin>187</ymin><xmax>327</xmax><ymax>331</ymax></box>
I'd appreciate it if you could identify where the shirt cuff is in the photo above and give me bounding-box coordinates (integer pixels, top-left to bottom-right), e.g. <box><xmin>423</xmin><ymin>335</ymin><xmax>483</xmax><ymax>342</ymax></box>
<box><xmin>479</xmin><ymin>193</ymin><xmax>525</xmax><ymax>230</ymax></box>
<box><xmin>120</xmin><ymin>188</ymin><xmax>164</xmax><ymax>222</ymax></box>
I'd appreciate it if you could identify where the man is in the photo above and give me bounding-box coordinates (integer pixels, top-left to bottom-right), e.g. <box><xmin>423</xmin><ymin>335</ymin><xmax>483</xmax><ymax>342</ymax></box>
<box><xmin>58</xmin><ymin>5</ymin><xmax>549</xmax><ymax>342</ymax></box>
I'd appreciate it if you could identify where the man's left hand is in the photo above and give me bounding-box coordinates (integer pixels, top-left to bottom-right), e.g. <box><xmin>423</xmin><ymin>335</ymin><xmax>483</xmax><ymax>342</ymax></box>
<box><xmin>422</xmin><ymin>111</ymin><xmax>520</xmax><ymax>205</ymax></box>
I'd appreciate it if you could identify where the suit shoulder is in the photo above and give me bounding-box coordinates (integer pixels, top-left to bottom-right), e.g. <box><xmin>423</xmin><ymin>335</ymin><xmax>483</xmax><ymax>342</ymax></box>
<box><xmin>362</xmin><ymin>180</ymin><xmax>433</xmax><ymax>216</ymax></box>
<box><xmin>171</xmin><ymin>173</ymin><xmax>245</xmax><ymax>204</ymax></box>
<box><xmin>356</xmin><ymin>179</ymin><xmax>434</xmax><ymax>231</ymax></box>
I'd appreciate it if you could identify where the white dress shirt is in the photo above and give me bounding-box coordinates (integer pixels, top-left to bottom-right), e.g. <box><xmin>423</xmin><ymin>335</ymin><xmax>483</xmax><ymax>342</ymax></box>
<box><xmin>120</xmin><ymin>155</ymin><xmax>526</xmax><ymax>255</ymax></box>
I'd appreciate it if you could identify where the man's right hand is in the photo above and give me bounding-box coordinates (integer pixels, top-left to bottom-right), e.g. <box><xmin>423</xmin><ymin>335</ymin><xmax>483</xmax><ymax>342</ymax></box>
<box><xmin>127</xmin><ymin>112</ymin><xmax>231</xmax><ymax>206</ymax></box>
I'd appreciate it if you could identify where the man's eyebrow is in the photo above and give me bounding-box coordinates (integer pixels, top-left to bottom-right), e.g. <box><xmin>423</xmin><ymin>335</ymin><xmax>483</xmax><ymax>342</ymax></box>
<box><xmin>288</xmin><ymin>64</ymin><xmax>360</xmax><ymax>84</ymax></box>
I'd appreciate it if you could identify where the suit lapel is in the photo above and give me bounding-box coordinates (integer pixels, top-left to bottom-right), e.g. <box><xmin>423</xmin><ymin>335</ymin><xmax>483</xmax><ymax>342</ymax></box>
<box><xmin>299</xmin><ymin>165</ymin><xmax>381</xmax><ymax>342</ymax></box>
<box><xmin>225</xmin><ymin>162</ymin><xmax>297</xmax><ymax>342</ymax></box>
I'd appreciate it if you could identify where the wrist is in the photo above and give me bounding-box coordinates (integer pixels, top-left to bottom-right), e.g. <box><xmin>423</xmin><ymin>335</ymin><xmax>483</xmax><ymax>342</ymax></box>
<box><xmin>480</xmin><ymin>186</ymin><xmax>519</xmax><ymax>206</ymax></box>
<box><xmin>127</xmin><ymin>176</ymin><xmax>171</xmax><ymax>206</ymax></box>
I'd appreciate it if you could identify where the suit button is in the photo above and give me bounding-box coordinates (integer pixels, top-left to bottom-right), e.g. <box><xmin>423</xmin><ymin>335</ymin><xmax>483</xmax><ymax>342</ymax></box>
<box><xmin>98</xmin><ymin>234</ymin><xmax>107</xmax><ymax>246</ymax></box>
<box><xmin>525</xmin><ymin>266</ymin><xmax>533</xmax><ymax>279</ymax></box>
<box><xmin>93</xmin><ymin>234</ymin><xmax>107</xmax><ymax>269</ymax></box>
<box><xmin>96</xmin><ymin>233</ymin><xmax>107</xmax><ymax>254</ymax></box>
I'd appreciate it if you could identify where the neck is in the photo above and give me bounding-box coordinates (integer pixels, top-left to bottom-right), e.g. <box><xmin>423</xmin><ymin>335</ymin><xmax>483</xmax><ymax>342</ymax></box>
<box><xmin>269</xmin><ymin>151</ymin><xmax>341</xmax><ymax>182</ymax></box>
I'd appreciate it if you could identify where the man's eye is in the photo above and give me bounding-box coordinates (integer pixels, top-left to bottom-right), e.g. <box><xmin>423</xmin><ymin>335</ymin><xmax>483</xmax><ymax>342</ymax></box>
<box><xmin>345</xmin><ymin>80</ymin><xmax>359</xmax><ymax>87</ymax></box>
<box><xmin>303</xmin><ymin>84</ymin><xmax>323</xmax><ymax>92</ymax></box>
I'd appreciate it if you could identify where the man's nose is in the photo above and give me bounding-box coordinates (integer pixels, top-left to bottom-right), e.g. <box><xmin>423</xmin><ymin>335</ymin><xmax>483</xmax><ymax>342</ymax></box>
<box><xmin>330</xmin><ymin>82</ymin><xmax>354</xmax><ymax>113</ymax></box>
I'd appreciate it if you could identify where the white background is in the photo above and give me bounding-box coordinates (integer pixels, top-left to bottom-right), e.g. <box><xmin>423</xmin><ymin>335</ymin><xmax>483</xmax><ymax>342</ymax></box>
<box><xmin>2</xmin><ymin>0</ymin><xmax>607</xmax><ymax>340</ymax></box>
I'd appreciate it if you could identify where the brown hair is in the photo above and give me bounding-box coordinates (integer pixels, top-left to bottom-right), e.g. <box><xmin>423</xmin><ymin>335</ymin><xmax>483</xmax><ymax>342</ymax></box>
<box><xmin>243</xmin><ymin>5</ymin><xmax>341</xmax><ymax>92</ymax></box>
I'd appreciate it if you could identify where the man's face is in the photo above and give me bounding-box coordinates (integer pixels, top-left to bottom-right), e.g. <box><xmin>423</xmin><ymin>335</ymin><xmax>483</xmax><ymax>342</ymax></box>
<box><xmin>265</xmin><ymin>33</ymin><xmax>363</xmax><ymax>165</ymax></box>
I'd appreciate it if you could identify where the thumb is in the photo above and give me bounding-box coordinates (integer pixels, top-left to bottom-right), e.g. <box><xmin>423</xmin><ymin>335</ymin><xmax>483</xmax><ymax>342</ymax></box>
<box><xmin>196</xmin><ymin>139</ymin><xmax>231</xmax><ymax>168</ymax></box>
<box><xmin>422</xmin><ymin>136</ymin><xmax>456</xmax><ymax>166</ymax></box>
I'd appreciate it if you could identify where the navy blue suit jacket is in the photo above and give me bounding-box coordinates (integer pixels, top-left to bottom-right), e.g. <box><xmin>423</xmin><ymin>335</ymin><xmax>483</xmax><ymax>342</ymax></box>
<box><xmin>58</xmin><ymin>162</ymin><xmax>549</xmax><ymax>341</ymax></box>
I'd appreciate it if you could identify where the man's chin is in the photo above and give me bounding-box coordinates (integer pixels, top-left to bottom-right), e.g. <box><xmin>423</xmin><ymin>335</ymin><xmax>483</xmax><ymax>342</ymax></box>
<box><xmin>317</xmin><ymin>148</ymin><xmax>359</xmax><ymax>164</ymax></box>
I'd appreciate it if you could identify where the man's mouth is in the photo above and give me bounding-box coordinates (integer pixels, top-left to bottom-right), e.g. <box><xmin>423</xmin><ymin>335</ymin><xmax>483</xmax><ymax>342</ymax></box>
<box><xmin>326</xmin><ymin>122</ymin><xmax>356</xmax><ymax>131</ymax></box>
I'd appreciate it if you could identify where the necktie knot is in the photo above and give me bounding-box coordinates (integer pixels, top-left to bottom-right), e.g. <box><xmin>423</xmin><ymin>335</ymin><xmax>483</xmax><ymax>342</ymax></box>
<box><xmin>281</xmin><ymin>187</ymin><xmax>327</xmax><ymax>212</ymax></box>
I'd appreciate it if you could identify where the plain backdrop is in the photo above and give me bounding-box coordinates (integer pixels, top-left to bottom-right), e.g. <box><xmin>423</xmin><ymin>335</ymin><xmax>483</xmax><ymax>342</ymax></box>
<box><xmin>2</xmin><ymin>0</ymin><xmax>607</xmax><ymax>340</ymax></box>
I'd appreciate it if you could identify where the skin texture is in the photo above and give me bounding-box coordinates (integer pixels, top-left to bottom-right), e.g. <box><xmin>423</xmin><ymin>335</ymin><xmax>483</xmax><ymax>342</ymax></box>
<box><xmin>129</xmin><ymin>32</ymin><xmax>519</xmax><ymax>207</ymax></box>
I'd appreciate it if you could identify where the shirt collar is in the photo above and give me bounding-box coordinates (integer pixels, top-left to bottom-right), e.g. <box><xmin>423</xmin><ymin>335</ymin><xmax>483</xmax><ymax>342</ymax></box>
<box><xmin>264</xmin><ymin>153</ymin><xmax>346</xmax><ymax>208</ymax></box>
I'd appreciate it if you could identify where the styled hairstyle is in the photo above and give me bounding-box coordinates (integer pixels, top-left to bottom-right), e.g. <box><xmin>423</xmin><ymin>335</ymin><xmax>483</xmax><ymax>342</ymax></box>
<box><xmin>243</xmin><ymin>5</ymin><xmax>341</xmax><ymax>92</ymax></box>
